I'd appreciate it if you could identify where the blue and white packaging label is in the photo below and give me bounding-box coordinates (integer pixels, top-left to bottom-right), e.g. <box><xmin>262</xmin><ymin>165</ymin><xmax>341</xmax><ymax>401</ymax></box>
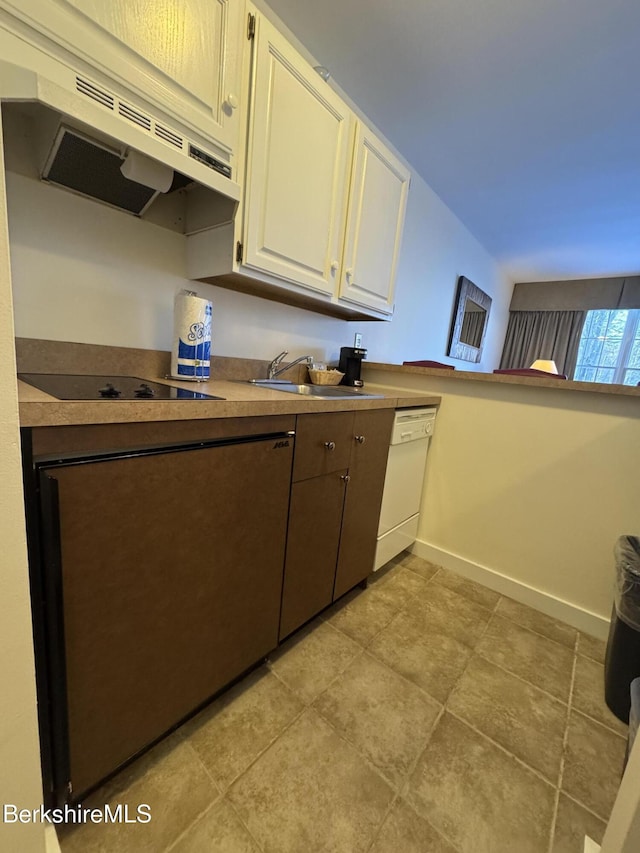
<box><xmin>171</xmin><ymin>291</ymin><xmax>212</xmax><ymax>380</ymax></box>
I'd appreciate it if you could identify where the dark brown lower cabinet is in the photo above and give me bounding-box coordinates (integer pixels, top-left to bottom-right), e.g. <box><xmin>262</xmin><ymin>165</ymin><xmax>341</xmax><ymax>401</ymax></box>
<box><xmin>279</xmin><ymin>469</ymin><xmax>348</xmax><ymax>639</ymax></box>
<box><xmin>280</xmin><ymin>408</ymin><xmax>394</xmax><ymax>639</ymax></box>
<box><xmin>36</xmin><ymin>432</ymin><xmax>293</xmax><ymax>802</ymax></box>
<box><xmin>25</xmin><ymin>408</ymin><xmax>393</xmax><ymax>805</ymax></box>
<box><xmin>333</xmin><ymin>408</ymin><xmax>395</xmax><ymax>598</ymax></box>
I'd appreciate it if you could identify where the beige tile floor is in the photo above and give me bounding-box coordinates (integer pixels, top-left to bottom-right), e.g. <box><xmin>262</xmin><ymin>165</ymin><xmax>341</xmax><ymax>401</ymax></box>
<box><xmin>59</xmin><ymin>553</ymin><xmax>627</xmax><ymax>853</ymax></box>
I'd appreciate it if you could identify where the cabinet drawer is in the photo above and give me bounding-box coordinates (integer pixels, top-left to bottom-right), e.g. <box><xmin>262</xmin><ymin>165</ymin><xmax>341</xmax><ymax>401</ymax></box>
<box><xmin>292</xmin><ymin>412</ymin><xmax>354</xmax><ymax>482</ymax></box>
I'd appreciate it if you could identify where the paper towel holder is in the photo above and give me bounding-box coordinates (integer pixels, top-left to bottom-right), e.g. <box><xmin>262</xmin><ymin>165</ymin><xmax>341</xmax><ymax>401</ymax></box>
<box><xmin>120</xmin><ymin>149</ymin><xmax>174</xmax><ymax>192</ymax></box>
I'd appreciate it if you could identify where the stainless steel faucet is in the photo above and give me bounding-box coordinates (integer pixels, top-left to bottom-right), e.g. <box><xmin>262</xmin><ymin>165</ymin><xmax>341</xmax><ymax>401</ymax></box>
<box><xmin>267</xmin><ymin>351</ymin><xmax>313</xmax><ymax>380</ymax></box>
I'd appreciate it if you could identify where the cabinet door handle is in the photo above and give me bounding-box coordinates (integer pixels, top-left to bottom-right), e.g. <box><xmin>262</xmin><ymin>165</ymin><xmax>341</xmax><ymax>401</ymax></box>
<box><xmin>324</xmin><ymin>441</ymin><xmax>336</xmax><ymax>451</ymax></box>
<box><xmin>225</xmin><ymin>93</ymin><xmax>239</xmax><ymax>110</ymax></box>
<box><xmin>341</xmin><ymin>474</ymin><xmax>351</xmax><ymax>483</ymax></box>
<box><xmin>354</xmin><ymin>435</ymin><xmax>365</xmax><ymax>444</ymax></box>
<box><xmin>330</xmin><ymin>260</ymin><xmax>339</xmax><ymax>273</ymax></box>
<box><xmin>345</xmin><ymin>268</ymin><xmax>354</xmax><ymax>281</ymax></box>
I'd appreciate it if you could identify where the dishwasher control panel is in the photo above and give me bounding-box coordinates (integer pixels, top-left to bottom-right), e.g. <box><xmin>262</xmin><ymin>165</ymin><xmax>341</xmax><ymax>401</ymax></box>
<box><xmin>391</xmin><ymin>407</ymin><xmax>436</xmax><ymax>445</ymax></box>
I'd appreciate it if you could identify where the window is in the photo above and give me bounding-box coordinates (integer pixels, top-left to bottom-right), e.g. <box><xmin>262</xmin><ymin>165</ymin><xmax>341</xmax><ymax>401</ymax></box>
<box><xmin>574</xmin><ymin>309</ymin><xmax>640</xmax><ymax>385</ymax></box>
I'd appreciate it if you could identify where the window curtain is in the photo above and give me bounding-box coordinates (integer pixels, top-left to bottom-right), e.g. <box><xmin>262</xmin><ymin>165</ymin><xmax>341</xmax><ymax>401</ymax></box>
<box><xmin>460</xmin><ymin>309</ymin><xmax>485</xmax><ymax>347</ymax></box>
<box><xmin>499</xmin><ymin>310</ymin><xmax>586</xmax><ymax>377</ymax></box>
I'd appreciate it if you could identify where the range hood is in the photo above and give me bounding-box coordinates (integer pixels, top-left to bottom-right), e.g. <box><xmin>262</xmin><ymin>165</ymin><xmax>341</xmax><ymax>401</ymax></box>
<box><xmin>40</xmin><ymin>122</ymin><xmax>196</xmax><ymax>216</ymax></box>
<box><xmin>0</xmin><ymin>51</ymin><xmax>241</xmax><ymax>224</ymax></box>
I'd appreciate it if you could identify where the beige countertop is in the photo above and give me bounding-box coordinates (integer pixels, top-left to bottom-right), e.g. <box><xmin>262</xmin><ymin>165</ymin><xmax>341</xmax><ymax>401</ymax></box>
<box><xmin>365</xmin><ymin>361</ymin><xmax>640</xmax><ymax>398</ymax></box>
<box><xmin>15</xmin><ymin>339</ymin><xmax>439</xmax><ymax>427</ymax></box>
<box><xmin>18</xmin><ymin>377</ymin><xmax>439</xmax><ymax>428</ymax></box>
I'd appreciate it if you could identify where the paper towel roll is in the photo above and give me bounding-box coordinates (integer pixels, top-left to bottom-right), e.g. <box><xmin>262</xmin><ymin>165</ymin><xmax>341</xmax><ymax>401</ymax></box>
<box><xmin>171</xmin><ymin>291</ymin><xmax>212</xmax><ymax>381</ymax></box>
<box><xmin>120</xmin><ymin>149</ymin><xmax>173</xmax><ymax>192</ymax></box>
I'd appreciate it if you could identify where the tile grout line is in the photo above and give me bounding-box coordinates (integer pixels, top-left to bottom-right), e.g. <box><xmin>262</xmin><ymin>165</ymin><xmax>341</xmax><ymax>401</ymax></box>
<box><xmin>326</xmin><ymin>605</ymin><xmax>460</xmax><ymax>708</ymax></box>
<box><xmin>175</xmin><ymin>560</ymin><xmax>596</xmax><ymax>853</ymax></box>
<box><xmin>324</xmin><ymin>595</ymin><xmax>401</xmax><ymax>649</ymax></box>
<box><xmin>334</xmin><ymin>563</ymin><xmax>574</xmax><ymax>788</ymax></box>
<box><xmin>304</xmin><ymin>563</ymin><xmax>462</xmax><ymax>852</ymax></box>
<box><xmin>433</xmin><ymin>607</ymin><xmax>570</xmax><ymax>791</ymax></box>
<box><xmin>443</xmin><ymin>704</ymin><xmax>562</xmax><ymax>791</ymax></box>
<box><xmin>267</xmin><ymin>563</ymin><xmax>601</xmax><ymax>853</ymax></box>
<box><xmin>333</xmin><ymin>595</ymin><xmax>487</xmax><ymax>709</ymax></box>
<box><xmin>561</xmin><ymin>790</ymin><xmax>614</xmax><ymax>826</ymax></box>
<box><xmin>224</xmin><ymin>794</ymin><xmax>267</xmax><ymax>853</ymax></box>
<box><xmin>162</xmin><ymin>798</ymin><xmax>220</xmax><ymax>853</ymax></box>
<box><xmin>344</xmin><ymin>574</ymin><xmax>588</xmax><ymax>719</ymax></box>
<box><xmin>571</xmin><ymin>705</ymin><xmax>628</xmax><ymax>742</ymax></box>
<box><xmin>170</xmin><ymin>704</ymin><xmax>297</xmax><ymax>852</ymax></box>
<box><xmin>211</xmin><ymin>703</ymin><xmax>310</xmax><ymax>853</ymax></box>
<box><xmin>410</xmin><ymin>563</ymin><xmax>500</xmax><ymax>614</ymax></box>
<box><xmin>351</xmin><ymin>563</ymin><xmax>498</xmax><ymax>853</ymax></box>
<box><xmin>364</xmin><ymin>703</ymin><xmax>464</xmax><ymax>853</ymax></box>
<box><xmin>299</xmin><ymin>605</ymin><xmax>626</xmax><ymax>741</ymax></box>
<box><xmin>494</xmin><ymin>608</ymin><xmax>578</xmax><ymax>652</ymax></box>
<box><xmin>159</xmin><ymin>738</ymin><xmax>226</xmax><ymax>853</ymax></box>
<box><xmin>269</xmin><ymin>630</ymin><xmax>367</xmax><ymax>708</ymax></box>
<box><xmin>473</xmin><ymin>645</ymin><xmax>572</xmax><ymax>707</ymax></box>
<box><xmin>546</xmin><ymin>632</ymin><xmax>579</xmax><ymax>853</ymax></box>
<box><xmin>310</xmin><ymin>647</ymin><xmax>442</xmax><ymax>791</ymax></box>
<box><xmin>443</xmin><ymin>604</ymin><xmax>495</xmax><ymax>710</ymax></box>
<box><xmin>281</xmin><ymin>564</ymin><xmax>605</xmax><ymax>852</ymax></box>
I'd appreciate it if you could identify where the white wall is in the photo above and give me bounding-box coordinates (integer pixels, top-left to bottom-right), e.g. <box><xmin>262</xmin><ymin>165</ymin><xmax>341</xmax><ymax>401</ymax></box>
<box><xmin>360</xmin><ymin>173</ymin><xmax>513</xmax><ymax>370</ymax></box>
<box><xmin>366</xmin><ymin>366</ymin><xmax>640</xmax><ymax>638</ymax></box>
<box><xmin>6</xmin><ymin>166</ymin><xmax>511</xmax><ymax>369</ymax></box>
<box><xmin>0</xmin><ymin>120</ymin><xmax>47</xmax><ymax>853</ymax></box>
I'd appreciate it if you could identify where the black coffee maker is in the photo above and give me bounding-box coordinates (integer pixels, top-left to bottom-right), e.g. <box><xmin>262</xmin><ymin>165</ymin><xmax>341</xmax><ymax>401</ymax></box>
<box><xmin>339</xmin><ymin>346</ymin><xmax>367</xmax><ymax>387</ymax></box>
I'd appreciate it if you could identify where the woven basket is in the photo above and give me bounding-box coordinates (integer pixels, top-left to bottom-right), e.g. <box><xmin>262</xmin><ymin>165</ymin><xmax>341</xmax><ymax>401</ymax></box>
<box><xmin>308</xmin><ymin>369</ymin><xmax>345</xmax><ymax>386</ymax></box>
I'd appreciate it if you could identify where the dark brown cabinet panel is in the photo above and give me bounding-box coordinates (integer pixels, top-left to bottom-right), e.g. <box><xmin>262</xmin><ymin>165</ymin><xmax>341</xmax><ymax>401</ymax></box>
<box><xmin>279</xmin><ymin>470</ymin><xmax>347</xmax><ymax>639</ymax></box>
<box><xmin>39</xmin><ymin>436</ymin><xmax>293</xmax><ymax>799</ymax></box>
<box><xmin>334</xmin><ymin>408</ymin><xmax>395</xmax><ymax>599</ymax></box>
<box><xmin>292</xmin><ymin>411</ymin><xmax>354</xmax><ymax>481</ymax></box>
<box><xmin>281</xmin><ymin>408</ymin><xmax>393</xmax><ymax>637</ymax></box>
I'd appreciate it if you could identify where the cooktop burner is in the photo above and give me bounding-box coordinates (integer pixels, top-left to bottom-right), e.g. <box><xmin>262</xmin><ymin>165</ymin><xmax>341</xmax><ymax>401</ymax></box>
<box><xmin>19</xmin><ymin>374</ymin><xmax>224</xmax><ymax>401</ymax></box>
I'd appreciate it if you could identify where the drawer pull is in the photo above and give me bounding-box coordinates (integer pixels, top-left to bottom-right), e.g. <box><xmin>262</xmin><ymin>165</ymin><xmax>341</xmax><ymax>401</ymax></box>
<box><xmin>324</xmin><ymin>441</ymin><xmax>336</xmax><ymax>451</ymax></box>
<box><xmin>355</xmin><ymin>435</ymin><xmax>365</xmax><ymax>444</ymax></box>
<box><xmin>341</xmin><ymin>474</ymin><xmax>351</xmax><ymax>483</ymax></box>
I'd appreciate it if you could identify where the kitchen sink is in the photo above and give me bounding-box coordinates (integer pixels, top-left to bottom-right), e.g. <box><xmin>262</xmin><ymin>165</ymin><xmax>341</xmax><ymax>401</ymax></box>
<box><xmin>244</xmin><ymin>380</ymin><xmax>384</xmax><ymax>399</ymax></box>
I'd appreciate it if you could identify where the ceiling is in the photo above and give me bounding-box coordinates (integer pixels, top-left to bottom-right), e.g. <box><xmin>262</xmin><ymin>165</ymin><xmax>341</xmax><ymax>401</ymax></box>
<box><xmin>265</xmin><ymin>0</ymin><xmax>640</xmax><ymax>283</ymax></box>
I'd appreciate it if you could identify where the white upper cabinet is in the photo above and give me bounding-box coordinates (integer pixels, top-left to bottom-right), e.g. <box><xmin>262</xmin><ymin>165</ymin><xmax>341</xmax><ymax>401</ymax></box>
<box><xmin>339</xmin><ymin>122</ymin><xmax>410</xmax><ymax>314</ymax></box>
<box><xmin>243</xmin><ymin>13</ymin><xmax>352</xmax><ymax>296</ymax></box>
<box><xmin>1</xmin><ymin>0</ymin><xmax>243</xmax><ymax>156</ymax></box>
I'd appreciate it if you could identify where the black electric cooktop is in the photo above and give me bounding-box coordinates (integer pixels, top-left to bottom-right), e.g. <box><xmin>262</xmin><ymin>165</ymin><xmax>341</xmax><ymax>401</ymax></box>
<box><xmin>19</xmin><ymin>374</ymin><xmax>224</xmax><ymax>401</ymax></box>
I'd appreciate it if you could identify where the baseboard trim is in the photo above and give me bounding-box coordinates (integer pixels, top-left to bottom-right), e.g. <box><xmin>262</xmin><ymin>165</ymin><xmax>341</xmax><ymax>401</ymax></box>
<box><xmin>411</xmin><ymin>540</ymin><xmax>610</xmax><ymax>640</ymax></box>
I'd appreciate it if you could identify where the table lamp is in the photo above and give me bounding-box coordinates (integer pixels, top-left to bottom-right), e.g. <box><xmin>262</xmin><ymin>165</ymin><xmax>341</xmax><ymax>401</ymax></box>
<box><xmin>530</xmin><ymin>359</ymin><xmax>559</xmax><ymax>374</ymax></box>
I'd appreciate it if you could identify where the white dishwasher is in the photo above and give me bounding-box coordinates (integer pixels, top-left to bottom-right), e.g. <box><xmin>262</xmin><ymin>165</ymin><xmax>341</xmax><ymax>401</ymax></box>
<box><xmin>374</xmin><ymin>407</ymin><xmax>437</xmax><ymax>570</ymax></box>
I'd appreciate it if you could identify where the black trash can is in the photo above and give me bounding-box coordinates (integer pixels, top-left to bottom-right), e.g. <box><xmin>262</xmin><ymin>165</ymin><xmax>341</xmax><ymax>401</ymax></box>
<box><xmin>605</xmin><ymin>535</ymin><xmax>640</xmax><ymax>723</ymax></box>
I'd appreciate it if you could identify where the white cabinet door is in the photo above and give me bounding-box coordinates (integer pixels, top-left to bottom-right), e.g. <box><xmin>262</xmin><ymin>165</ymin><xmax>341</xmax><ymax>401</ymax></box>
<box><xmin>243</xmin><ymin>13</ymin><xmax>352</xmax><ymax>296</ymax></box>
<box><xmin>1</xmin><ymin>0</ymin><xmax>243</xmax><ymax>155</ymax></box>
<box><xmin>339</xmin><ymin>122</ymin><xmax>410</xmax><ymax>314</ymax></box>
